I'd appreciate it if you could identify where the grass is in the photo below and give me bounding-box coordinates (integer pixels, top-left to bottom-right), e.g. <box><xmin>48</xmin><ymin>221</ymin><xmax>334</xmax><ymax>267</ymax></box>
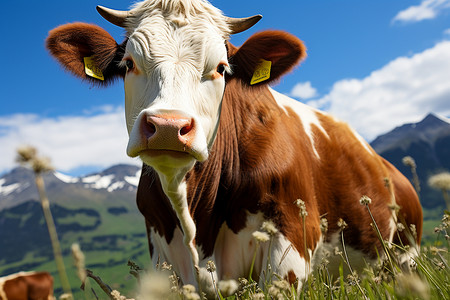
<box><xmin>9</xmin><ymin>147</ymin><xmax>450</xmax><ymax>299</ymax></box>
<box><xmin>75</xmin><ymin>211</ymin><xmax>448</xmax><ymax>300</ymax></box>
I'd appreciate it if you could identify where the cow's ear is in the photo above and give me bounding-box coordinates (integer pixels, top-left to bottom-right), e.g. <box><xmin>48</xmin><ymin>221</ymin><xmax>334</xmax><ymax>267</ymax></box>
<box><xmin>46</xmin><ymin>22</ymin><xmax>126</xmax><ymax>86</ymax></box>
<box><xmin>228</xmin><ymin>30</ymin><xmax>306</xmax><ymax>86</ymax></box>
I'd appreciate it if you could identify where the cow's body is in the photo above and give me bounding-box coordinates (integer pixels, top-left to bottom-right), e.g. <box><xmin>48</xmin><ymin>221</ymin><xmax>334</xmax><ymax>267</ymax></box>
<box><xmin>0</xmin><ymin>272</ymin><xmax>54</xmax><ymax>300</ymax></box>
<box><xmin>138</xmin><ymin>77</ymin><xmax>422</xmax><ymax>290</ymax></box>
<box><xmin>46</xmin><ymin>0</ymin><xmax>422</xmax><ymax>296</ymax></box>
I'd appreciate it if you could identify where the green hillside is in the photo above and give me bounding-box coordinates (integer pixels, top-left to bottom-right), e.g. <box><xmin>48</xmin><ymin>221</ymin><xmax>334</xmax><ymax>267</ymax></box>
<box><xmin>0</xmin><ymin>196</ymin><xmax>150</xmax><ymax>298</ymax></box>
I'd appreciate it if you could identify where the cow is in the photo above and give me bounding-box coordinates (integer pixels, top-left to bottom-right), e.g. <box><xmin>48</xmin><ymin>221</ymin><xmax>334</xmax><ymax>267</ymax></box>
<box><xmin>0</xmin><ymin>271</ymin><xmax>54</xmax><ymax>300</ymax></box>
<box><xmin>46</xmin><ymin>0</ymin><xmax>423</xmax><ymax>297</ymax></box>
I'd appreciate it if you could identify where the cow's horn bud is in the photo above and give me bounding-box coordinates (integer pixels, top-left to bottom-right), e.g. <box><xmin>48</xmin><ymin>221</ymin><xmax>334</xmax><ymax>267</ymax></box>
<box><xmin>226</xmin><ymin>15</ymin><xmax>262</xmax><ymax>34</ymax></box>
<box><xmin>96</xmin><ymin>5</ymin><xmax>131</xmax><ymax>28</ymax></box>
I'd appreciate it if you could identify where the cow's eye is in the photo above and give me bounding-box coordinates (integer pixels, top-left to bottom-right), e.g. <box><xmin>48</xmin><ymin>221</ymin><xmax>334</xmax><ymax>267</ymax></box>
<box><xmin>125</xmin><ymin>59</ymin><xmax>134</xmax><ymax>71</ymax></box>
<box><xmin>216</xmin><ymin>63</ymin><xmax>226</xmax><ymax>75</ymax></box>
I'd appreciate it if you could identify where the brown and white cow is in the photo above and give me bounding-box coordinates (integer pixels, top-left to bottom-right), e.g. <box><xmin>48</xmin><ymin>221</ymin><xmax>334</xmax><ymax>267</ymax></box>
<box><xmin>0</xmin><ymin>271</ymin><xmax>54</xmax><ymax>300</ymax></box>
<box><xmin>46</xmin><ymin>0</ymin><xmax>423</xmax><ymax>296</ymax></box>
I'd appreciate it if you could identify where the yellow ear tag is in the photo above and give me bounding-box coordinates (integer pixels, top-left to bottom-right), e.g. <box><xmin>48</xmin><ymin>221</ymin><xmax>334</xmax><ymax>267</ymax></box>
<box><xmin>84</xmin><ymin>56</ymin><xmax>104</xmax><ymax>81</ymax></box>
<box><xmin>250</xmin><ymin>59</ymin><xmax>271</xmax><ymax>85</ymax></box>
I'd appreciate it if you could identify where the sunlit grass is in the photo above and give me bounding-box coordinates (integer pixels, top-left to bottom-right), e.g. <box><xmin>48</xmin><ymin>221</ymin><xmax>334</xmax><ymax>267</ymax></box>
<box><xmin>13</xmin><ymin>147</ymin><xmax>450</xmax><ymax>299</ymax></box>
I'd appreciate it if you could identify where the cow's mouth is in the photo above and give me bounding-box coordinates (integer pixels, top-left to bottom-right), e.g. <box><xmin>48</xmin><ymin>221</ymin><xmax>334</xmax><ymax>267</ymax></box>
<box><xmin>140</xmin><ymin>149</ymin><xmax>193</xmax><ymax>160</ymax></box>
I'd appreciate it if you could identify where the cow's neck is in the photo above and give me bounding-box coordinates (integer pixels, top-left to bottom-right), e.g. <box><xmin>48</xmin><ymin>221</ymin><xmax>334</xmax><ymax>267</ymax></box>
<box><xmin>187</xmin><ymin>78</ymin><xmax>313</xmax><ymax>257</ymax></box>
<box><xmin>138</xmin><ymin>78</ymin><xmax>320</xmax><ymax>259</ymax></box>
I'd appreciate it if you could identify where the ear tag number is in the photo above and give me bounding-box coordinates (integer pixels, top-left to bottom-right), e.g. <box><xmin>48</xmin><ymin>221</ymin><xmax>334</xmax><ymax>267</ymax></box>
<box><xmin>84</xmin><ymin>56</ymin><xmax>104</xmax><ymax>81</ymax></box>
<box><xmin>250</xmin><ymin>59</ymin><xmax>271</xmax><ymax>85</ymax></box>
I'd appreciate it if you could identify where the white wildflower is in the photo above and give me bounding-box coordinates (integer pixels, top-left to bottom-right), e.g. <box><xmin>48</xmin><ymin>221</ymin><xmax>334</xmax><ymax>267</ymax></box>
<box><xmin>261</xmin><ymin>220</ymin><xmax>278</xmax><ymax>235</ymax></box>
<box><xmin>428</xmin><ymin>172</ymin><xmax>450</xmax><ymax>190</ymax></box>
<box><xmin>295</xmin><ymin>199</ymin><xmax>308</xmax><ymax>217</ymax></box>
<box><xmin>402</xmin><ymin>156</ymin><xmax>416</xmax><ymax>168</ymax></box>
<box><xmin>206</xmin><ymin>260</ymin><xmax>216</xmax><ymax>272</ymax></box>
<box><xmin>252</xmin><ymin>231</ymin><xmax>270</xmax><ymax>243</ymax></box>
<box><xmin>337</xmin><ymin>218</ymin><xmax>347</xmax><ymax>230</ymax></box>
<box><xmin>359</xmin><ymin>195</ymin><xmax>372</xmax><ymax>206</ymax></box>
<box><xmin>218</xmin><ymin>279</ymin><xmax>239</xmax><ymax>297</ymax></box>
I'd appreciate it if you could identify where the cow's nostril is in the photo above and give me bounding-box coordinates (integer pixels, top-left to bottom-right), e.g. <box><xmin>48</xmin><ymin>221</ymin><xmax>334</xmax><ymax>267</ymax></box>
<box><xmin>145</xmin><ymin>116</ymin><xmax>157</xmax><ymax>135</ymax></box>
<box><xmin>180</xmin><ymin>122</ymin><xmax>193</xmax><ymax>136</ymax></box>
<box><xmin>148</xmin><ymin>122</ymin><xmax>156</xmax><ymax>134</ymax></box>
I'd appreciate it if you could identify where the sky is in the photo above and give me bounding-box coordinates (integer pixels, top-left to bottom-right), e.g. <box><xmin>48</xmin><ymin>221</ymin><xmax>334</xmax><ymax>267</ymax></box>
<box><xmin>1</xmin><ymin>0</ymin><xmax>450</xmax><ymax>176</ymax></box>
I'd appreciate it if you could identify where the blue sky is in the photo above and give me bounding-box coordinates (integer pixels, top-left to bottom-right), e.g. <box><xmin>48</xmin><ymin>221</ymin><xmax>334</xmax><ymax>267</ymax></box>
<box><xmin>1</xmin><ymin>0</ymin><xmax>450</xmax><ymax>176</ymax></box>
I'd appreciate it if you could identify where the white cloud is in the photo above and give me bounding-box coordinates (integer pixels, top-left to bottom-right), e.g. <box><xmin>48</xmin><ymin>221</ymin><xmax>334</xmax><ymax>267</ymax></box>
<box><xmin>0</xmin><ymin>107</ymin><xmax>140</xmax><ymax>175</ymax></box>
<box><xmin>308</xmin><ymin>40</ymin><xmax>450</xmax><ymax>141</ymax></box>
<box><xmin>393</xmin><ymin>0</ymin><xmax>450</xmax><ymax>23</ymax></box>
<box><xmin>290</xmin><ymin>81</ymin><xmax>318</xmax><ymax>99</ymax></box>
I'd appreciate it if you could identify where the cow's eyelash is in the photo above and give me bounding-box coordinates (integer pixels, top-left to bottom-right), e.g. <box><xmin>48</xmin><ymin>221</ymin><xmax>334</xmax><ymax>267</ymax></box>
<box><xmin>120</xmin><ymin>57</ymin><xmax>135</xmax><ymax>72</ymax></box>
<box><xmin>212</xmin><ymin>62</ymin><xmax>231</xmax><ymax>75</ymax></box>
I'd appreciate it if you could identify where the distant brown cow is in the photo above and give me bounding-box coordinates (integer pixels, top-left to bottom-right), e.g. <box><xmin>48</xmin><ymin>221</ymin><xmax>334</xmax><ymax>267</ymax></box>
<box><xmin>0</xmin><ymin>272</ymin><xmax>53</xmax><ymax>300</ymax></box>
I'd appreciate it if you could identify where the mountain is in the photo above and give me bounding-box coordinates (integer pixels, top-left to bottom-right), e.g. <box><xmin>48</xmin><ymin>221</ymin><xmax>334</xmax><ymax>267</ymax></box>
<box><xmin>0</xmin><ymin>164</ymin><xmax>148</xmax><ymax>297</ymax></box>
<box><xmin>0</xmin><ymin>164</ymin><xmax>141</xmax><ymax>210</ymax></box>
<box><xmin>370</xmin><ymin>113</ymin><xmax>450</xmax><ymax>209</ymax></box>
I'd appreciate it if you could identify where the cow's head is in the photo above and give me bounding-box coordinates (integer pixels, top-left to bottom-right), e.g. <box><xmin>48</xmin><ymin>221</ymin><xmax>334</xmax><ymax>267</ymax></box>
<box><xmin>46</xmin><ymin>0</ymin><xmax>306</xmax><ymax>180</ymax></box>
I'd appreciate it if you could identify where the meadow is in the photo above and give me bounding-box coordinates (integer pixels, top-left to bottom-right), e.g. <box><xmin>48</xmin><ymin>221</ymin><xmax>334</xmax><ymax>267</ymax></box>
<box><xmin>7</xmin><ymin>147</ymin><xmax>450</xmax><ymax>299</ymax></box>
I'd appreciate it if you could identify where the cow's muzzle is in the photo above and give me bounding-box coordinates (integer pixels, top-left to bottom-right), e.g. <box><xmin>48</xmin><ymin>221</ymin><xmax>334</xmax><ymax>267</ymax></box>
<box><xmin>127</xmin><ymin>112</ymin><xmax>206</xmax><ymax>162</ymax></box>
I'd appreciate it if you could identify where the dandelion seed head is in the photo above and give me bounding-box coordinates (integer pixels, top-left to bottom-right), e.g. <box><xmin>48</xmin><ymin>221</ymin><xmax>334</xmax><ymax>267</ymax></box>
<box><xmin>268</xmin><ymin>286</ymin><xmax>280</xmax><ymax>297</ymax></box>
<box><xmin>182</xmin><ymin>284</ymin><xmax>196</xmax><ymax>294</ymax></box>
<box><xmin>33</xmin><ymin>156</ymin><xmax>54</xmax><ymax>173</ymax></box>
<box><xmin>359</xmin><ymin>195</ymin><xmax>372</xmax><ymax>206</ymax></box>
<box><xmin>218</xmin><ymin>279</ymin><xmax>239</xmax><ymax>297</ymax></box>
<box><xmin>261</xmin><ymin>220</ymin><xmax>278</xmax><ymax>235</ymax></box>
<box><xmin>206</xmin><ymin>260</ymin><xmax>216</xmax><ymax>272</ymax></box>
<box><xmin>168</xmin><ymin>274</ymin><xmax>178</xmax><ymax>284</ymax></box>
<box><xmin>238</xmin><ymin>278</ymin><xmax>248</xmax><ymax>286</ymax></box>
<box><xmin>295</xmin><ymin>199</ymin><xmax>308</xmax><ymax>217</ymax></box>
<box><xmin>16</xmin><ymin>145</ymin><xmax>37</xmax><ymax>164</ymax></box>
<box><xmin>428</xmin><ymin>172</ymin><xmax>450</xmax><ymax>191</ymax></box>
<box><xmin>337</xmin><ymin>218</ymin><xmax>347</xmax><ymax>230</ymax></box>
<box><xmin>273</xmin><ymin>279</ymin><xmax>290</xmax><ymax>291</ymax></box>
<box><xmin>181</xmin><ymin>285</ymin><xmax>201</xmax><ymax>300</ymax></box>
<box><xmin>402</xmin><ymin>156</ymin><xmax>416</xmax><ymax>168</ymax></box>
<box><xmin>161</xmin><ymin>261</ymin><xmax>172</xmax><ymax>271</ymax></box>
<box><xmin>138</xmin><ymin>272</ymin><xmax>171</xmax><ymax>299</ymax></box>
<box><xmin>252</xmin><ymin>230</ymin><xmax>270</xmax><ymax>243</ymax></box>
<box><xmin>251</xmin><ymin>293</ymin><xmax>265</xmax><ymax>300</ymax></box>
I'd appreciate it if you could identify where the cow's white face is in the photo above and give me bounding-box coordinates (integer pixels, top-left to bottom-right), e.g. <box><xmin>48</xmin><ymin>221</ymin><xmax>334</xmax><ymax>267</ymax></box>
<box><xmin>122</xmin><ymin>6</ymin><xmax>230</xmax><ymax>174</ymax></box>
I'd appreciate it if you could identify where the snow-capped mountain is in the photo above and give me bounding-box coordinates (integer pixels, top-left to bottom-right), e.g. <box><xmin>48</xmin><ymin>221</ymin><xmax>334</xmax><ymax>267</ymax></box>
<box><xmin>0</xmin><ymin>164</ymin><xmax>141</xmax><ymax>210</ymax></box>
<box><xmin>54</xmin><ymin>164</ymin><xmax>141</xmax><ymax>192</ymax></box>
